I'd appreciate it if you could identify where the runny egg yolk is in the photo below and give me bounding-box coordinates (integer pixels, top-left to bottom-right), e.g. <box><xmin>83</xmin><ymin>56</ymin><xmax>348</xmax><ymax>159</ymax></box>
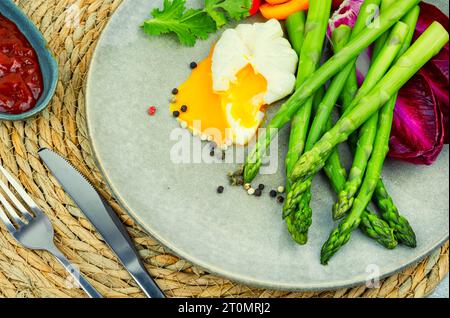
<box><xmin>170</xmin><ymin>51</ymin><xmax>268</xmax><ymax>146</ymax></box>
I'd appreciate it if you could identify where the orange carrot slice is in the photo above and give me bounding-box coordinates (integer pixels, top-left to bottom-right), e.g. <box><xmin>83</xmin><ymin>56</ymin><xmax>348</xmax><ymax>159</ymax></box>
<box><xmin>260</xmin><ymin>0</ymin><xmax>309</xmax><ymax>20</ymax></box>
<box><xmin>265</xmin><ymin>0</ymin><xmax>290</xmax><ymax>5</ymax></box>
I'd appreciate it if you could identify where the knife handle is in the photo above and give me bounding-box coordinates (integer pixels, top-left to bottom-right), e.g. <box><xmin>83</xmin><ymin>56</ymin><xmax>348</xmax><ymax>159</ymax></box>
<box><xmin>128</xmin><ymin>263</ymin><xmax>165</xmax><ymax>298</ymax></box>
<box><xmin>100</xmin><ymin>199</ymin><xmax>165</xmax><ymax>298</ymax></box>
<box><xmin>109</xmin><ymin>240</ymin><xmax>165</xmax><ymax>298</ymax></box>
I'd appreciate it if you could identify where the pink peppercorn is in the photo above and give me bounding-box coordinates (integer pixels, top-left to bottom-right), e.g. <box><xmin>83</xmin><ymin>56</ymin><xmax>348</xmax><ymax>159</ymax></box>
<box><xmin>148</xmin><ymin>106</ymin><xmax>156</xmax><ymax>116</ymax></box>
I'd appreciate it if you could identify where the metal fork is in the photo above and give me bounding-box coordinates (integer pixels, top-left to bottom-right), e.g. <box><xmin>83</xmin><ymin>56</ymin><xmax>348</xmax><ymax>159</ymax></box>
<box><xmin>0</xmin><ymin>166</ymin><xmax>102</xmax><ymax>298</ymax></box>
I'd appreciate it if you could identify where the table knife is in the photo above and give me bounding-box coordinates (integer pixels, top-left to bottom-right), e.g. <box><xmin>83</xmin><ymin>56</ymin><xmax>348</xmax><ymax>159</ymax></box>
<box><xmin>38</xmin><ymin>148</ymin><xmax>165</xmax><ymax>298</ymax></box>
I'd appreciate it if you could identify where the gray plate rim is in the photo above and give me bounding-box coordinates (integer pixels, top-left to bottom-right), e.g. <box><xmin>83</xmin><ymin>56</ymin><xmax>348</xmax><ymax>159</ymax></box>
<box><xmin>84</xmin><ymin>0</ymin><xmax>449</xmax><ymax>291</ymax></box>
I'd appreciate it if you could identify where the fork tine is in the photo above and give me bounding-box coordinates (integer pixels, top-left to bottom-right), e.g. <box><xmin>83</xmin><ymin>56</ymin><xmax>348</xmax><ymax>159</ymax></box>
<box><xmin>0</xmin><ymin>205</ymin><xmax>16</xmax><ymax>233</ymax></box>
<box><xmin>0</xmin><ymin>166</ymin><xmax>36</xmax><ymax>220</ymax></box>
<box><xmin>0</xmin><ymin>191</ymin><xmax>26</xmax><ymax>228</ymax></box>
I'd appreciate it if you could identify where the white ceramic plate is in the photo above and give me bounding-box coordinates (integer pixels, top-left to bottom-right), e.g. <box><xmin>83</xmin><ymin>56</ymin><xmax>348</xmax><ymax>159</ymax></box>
<box><xmin>86</xmin><ymin>0</ymin><xmax>449</xmax><ymax>290</ymax></box>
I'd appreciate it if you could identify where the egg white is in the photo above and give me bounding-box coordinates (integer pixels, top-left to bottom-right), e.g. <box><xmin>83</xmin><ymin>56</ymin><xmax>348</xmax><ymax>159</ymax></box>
<box><xmin>211</xmin><ymin>19</ymin><xmax>298</xmax><ymax>105</ymax></box>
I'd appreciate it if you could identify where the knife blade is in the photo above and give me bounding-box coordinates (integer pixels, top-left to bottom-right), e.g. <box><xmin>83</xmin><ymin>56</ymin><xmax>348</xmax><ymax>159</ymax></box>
<box><xmin>38</xmin><ymin>148</ymin><xmax>164</xmax><ymax>298</ymax></box>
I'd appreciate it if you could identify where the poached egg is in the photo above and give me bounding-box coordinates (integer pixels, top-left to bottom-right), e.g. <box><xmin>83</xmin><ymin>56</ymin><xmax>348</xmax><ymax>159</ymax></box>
<box><xmin>170</xmin><ymin>19</ymin><xmax>298</xmax><ymax>146</ymax></box>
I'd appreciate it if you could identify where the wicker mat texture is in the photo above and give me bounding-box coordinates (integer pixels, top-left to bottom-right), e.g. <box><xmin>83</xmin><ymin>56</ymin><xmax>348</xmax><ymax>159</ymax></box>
<box><xmin>0</xmin><ymin>0</ymin><xmax>448</xmax><ymax>298</ymax></box>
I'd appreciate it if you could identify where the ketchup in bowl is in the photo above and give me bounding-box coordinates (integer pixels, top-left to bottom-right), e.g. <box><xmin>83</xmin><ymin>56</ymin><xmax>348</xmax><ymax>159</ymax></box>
<box><xmin>0</xmin><ymin>13</ymin><xmax>43</xmax><ymax>115</ymax></box>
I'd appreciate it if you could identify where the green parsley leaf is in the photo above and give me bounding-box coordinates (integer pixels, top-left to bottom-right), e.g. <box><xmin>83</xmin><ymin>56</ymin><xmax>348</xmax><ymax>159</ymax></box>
<box><xmin>142</xmin><ymin>0</ymin><xmax>252</xmax><ymax>46</ymax></box>
<box><xmin>204</xmin><ymin>1</ymin><xmax>228</xmax><ymax>28</ymax></box>
<box><xmin>142</xmin><ymin>0</ymin><xmax>216</xmax><ymax>46</ymax></box>
<box><xmin>210</xmin><ymin>0</ymin><xmax>252</xmax><ymax>21</ymax></box>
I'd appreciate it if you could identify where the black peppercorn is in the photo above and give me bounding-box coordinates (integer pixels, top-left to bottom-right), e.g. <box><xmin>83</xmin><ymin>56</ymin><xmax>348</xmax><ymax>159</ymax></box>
<box><xmin>217</xmin><ymin>186</ymin><xmax>224</xmax><ymax>194</ymax></box>
<box><xmin>254</xmin><ymin>189</ymin><xmax>262</xmax><ymax>197</ymax></box>
<box><xmin>190</xmin><ymin>61</ymin><xmax>197</xmax><ymax>69</ymax></box>
<box><xmin>269</xmin><ymin>190</ymin><xmax>277</xmax><ymax>198</ymax></box>
<box><xmin>180</xmin><ymin>105</ymin><xmax>188</xmax><ymax>112</ymax></box>
<box><xmin>172</xmin><ymin>88</ymin><xmax>179</xmax><ymax>95</ymax></box>
<box><xmin>258</xmin><ymin>184</ymin><xmax>265</xmax><ymax>191</ymax></box>
<box><xmin>172</xmin><ymin>110</ymin><xmax>180</xmax><ymax>118</ymax></box>
<box><xmin>277</xmin><ymin>196</ymin><xmax>284</xmax><ymax>204</ymax></box>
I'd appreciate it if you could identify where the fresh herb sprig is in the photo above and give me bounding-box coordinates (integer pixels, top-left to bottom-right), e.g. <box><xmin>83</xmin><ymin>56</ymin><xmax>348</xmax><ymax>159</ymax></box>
<box><xmin>142</xmin><ymin>0</ymin><xmax>252</xmax><ymax>46</ymax></box>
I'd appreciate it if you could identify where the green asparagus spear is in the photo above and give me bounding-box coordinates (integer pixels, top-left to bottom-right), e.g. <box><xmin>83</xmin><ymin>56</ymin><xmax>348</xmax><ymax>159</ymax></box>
<box><xmin>324</xmin><ymin>117</ymin><xmax>397</xmax><ymax>249</ymax></box>
<box><xmin>282</xmin><ymin>0</ymin><xmax>381</xmax><ymax>220</ymax></box>
<box><xmin>283</xmin><ymin>11</ymin><xmax>309</xmax><ymax>242</ymax></box>
<box><xmin>327</xmin><ymin>3</ymin><xmax>410</xmax><ymax>228</ymax></box>
<box><xmin>242</xmin><ymin>0</ymin><xmax>421</xmax><ymax>183</ymax></box>
<box><xmin>286</xmin><ymin>191</ymin><xmax>312</xmax><ymax>244</ymax></box>
<box><xmin>320</xmin><ymin>8</ymin><xmax>429</xmax><ymax>264</ymax></box>
<box><xmin>287</xmin><ymin>22</ymin><xmax>449</xmax><ymax>210</ymax></box>
<box><xmin>325</xmin><ymin>0</ymin><xmax>382</xmax><ymax>192</ymax></box>
<box><xmin>343</xmin><ymin>0</ymin><xmax>406</xmax><ymax>114</ymax></box>
<box><xmin>286</xmin><ymin>11</ymin><xmax>306</xmax><ymax>57</ymax></box>
<box><xmin>284</xmin><ymin>25</ymin><xmax>352</xmax><ymax>241</ymax></box>
<box><xmin>304</xmin><ymin>24</ymin><xmax>355</xmax><ymax>151</ymax></box>
<box><xmin>321</xmin><ymin>96</ymin><xmax>398</xmax><ymax>264</ymax></box>
<box><xmin>339</xmin><ymin>0</ymin><xmax>395</xmax><ymax>113</ymax></box>
<box><xmin>312</xmin><ymin>85</ymin><xmax>325</xmax><ymax>110</ymax></box>
<box><xmin>332</xmin><ymin>11</ymin><xmax>420</xmax><ymax>223</ymax></box>
<box><xmin>285</xmin><ymin>85</ymin><xmax>324</xmax><ymax>243</ymax></box>
<box><xmin>338</xmin><ymin>13</ymin><xmax>389</xmax><ymax>168</ymax></box>
<box><xmin>373</xmin><ymin>182</ymin><xmax>416</xmax><ymax>247</ymax></box>
<box><xmin>287</xmin><ymin>24</ymin><xmax>349</xmax><ymax>244</ymax></box>
<box><xmin>286</xmin><ymin>83</ymin><xmax>324</xmax><ymax>241</ymax></box>
<box><xmin>372</xmin><ymin>0</ymin><xmax>398</xmax><ymax>59</ymax></box>
<box><xmin>340</xmin><ymin>70</ymin><xmax>358</xmax><ymax>113</ymax></box>
<box><xmin>333</xmin><ymin>21</ymin><xmax>409</xmax><ymax>219</ymax></box>
<box><xmin>324</xmin><ymin>145</ymin><xmax>347</xmax><ymax>194</ymax></box>
<box><xmin>284</xmin><ymin>1</ymin><xmax>331</xmax><ymax>244</ymax></box>
<box><xmin>285</xmin><ymin>0</ymin><xmax>331</xmax><ymax>177</ymax></box>
<box><xmin>371</xmin><ymin>7</ymin><xmax>421</xmax><ymax>248</ymax></box>
<box><xmin>360</xmin><ymin>209</ymin><xmax>398</xmax><ymax>249</ymax></box>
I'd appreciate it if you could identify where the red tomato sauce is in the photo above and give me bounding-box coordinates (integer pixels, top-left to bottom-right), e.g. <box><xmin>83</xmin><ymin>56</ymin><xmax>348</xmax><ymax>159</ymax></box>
<box><xmin>0</xmin><ymin>14</ymin><xmax>43</xmax><ymax>115</ymax></box>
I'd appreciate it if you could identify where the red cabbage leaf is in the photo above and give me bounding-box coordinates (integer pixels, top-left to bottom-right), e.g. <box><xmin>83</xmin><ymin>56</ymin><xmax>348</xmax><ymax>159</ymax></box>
<box><xmin>389</xmin><ymin>72</ymin><xmax>444</xmax><ymax>164</ymax></box>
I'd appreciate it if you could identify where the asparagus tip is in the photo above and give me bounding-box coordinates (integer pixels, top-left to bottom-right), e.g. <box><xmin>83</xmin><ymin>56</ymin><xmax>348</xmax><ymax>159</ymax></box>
<box><xmin>399</xmin><ymin>235</ymin><xmax>417</xmax><ymax>248</ymax></box>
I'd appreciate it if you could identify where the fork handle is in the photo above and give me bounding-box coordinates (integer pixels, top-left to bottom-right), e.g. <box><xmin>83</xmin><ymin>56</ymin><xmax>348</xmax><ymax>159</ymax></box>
<box><xmin>46</xmin><ymin>244</ymin><xmax>102</xmax><ymax>298</ymax></box>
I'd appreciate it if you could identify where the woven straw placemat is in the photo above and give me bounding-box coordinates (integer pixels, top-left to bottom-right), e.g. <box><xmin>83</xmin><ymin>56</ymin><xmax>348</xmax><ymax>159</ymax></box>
<box><xmin>0</xmin><ymin>0</ymin><xmax>448</xmax><ymax>298</ymax></box>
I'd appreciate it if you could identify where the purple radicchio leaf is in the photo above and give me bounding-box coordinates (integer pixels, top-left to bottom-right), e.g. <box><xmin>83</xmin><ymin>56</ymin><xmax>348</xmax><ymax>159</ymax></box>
<box><xmin>327</xmin><ymin>0</ymin><xmax>365</xmax><ymax>39</ymax></box>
